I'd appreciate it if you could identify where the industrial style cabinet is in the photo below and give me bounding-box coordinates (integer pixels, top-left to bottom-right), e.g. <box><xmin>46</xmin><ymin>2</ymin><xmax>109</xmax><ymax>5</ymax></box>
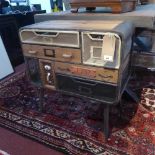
<box><xmin>19</xmin><ymin>20</ymin><xmax>134</xmax><ymax>138</ymax></box>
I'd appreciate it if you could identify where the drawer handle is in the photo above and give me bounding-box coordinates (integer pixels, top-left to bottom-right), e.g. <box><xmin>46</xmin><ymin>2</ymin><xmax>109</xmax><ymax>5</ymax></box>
<box><xmin>148</xmin><ymin>68</ymin><xmax>155</xmax><ymax>71</ymax></box>
<box><xmin>28</xmin><ymin>50</ymin><xmax>37</xmax><ymax>54</ymax></box>
<box><xmin>46</xmin><ymin>73</ymin><xmax>52</xmax><ymax>84</ymax></box>
<box><xmin>44</xmin><ymin>65</ymin><xmax>51</xmax><ymax>71</ymax></box>
<box><xmin>98</xmin><ymin>74</ymin><xmax>113</xmax><ymax>79</ymax></box>
<box><xmin>78</xmin><ymin>86</ymin><xmax>92</xmax><ymax>95</ymax></box>
<box><xmin>34</xmin><ymin>31</ymin><xmax>59</xmax><ymax>37</ymax></box>
<box><xmin>87</xmin><ymin>34</ymin><xmax>104</xmax><ymax>41</ymax></box>
<box><xmin>73</xmin><ymin>78</ymin><xmax>96</xmax><ymax>86</ymax></box>
<box><xmin>62</xmin><ymin>54</ymin><xmax>73</xmax><ymax>59</ymax></box>
<box><xmin>57</xmin><ymin>67</ymin><xmax>70</xmax><ymax>72</ymax></box>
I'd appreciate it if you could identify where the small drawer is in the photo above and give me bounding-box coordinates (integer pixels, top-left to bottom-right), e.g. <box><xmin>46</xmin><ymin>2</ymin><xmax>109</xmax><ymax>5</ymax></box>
<box><xmin>22</xmin><ymin>44</ymin><xmax>81</xmax><ymax>63</ymax></box>
<box><xmin>22</xmin><ymin>44</ymin><xmax>42</xmax><ymax>57</ymax></box>
<box><xmin>54</xmin><ymin>47</ymin><xmax>81</xmax><ymax>63</ymax></box>
<box><xmin>82</xmin><ymin>32</ymin><xmax>121</xmax><ymax>69</ymax></box>
<box><xmin>56</xmin><ymin>74</ymin><xmax>118</xmax><ymax>103</ymax></box>
<box><xmin>20</xmin><ymin>29</ymin><xmax>80</xmax><ymax>48</ymax></box>
<box><xmin>55</xmin><ymin>62</ymin><xmax>118</xmax><ymax>83</ymax></box>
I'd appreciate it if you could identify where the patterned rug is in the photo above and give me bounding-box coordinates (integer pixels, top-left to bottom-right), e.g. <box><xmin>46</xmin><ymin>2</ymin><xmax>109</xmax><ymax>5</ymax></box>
<box><xmin>0</xmin><ymin>69</ymin><xmax>155</xmax><ymax>155</ymax></box>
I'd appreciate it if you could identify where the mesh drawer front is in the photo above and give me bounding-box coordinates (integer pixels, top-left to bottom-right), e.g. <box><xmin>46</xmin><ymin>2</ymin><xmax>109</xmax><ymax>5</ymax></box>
<box><xmin>20</xmin><ymin>30</ymin><xmax>79</xmax><ymax>48</ymax></box>
<box><xmin>82</xmin><ymin>32</ymin><xmax>121</xmax><ymax>69</ymax></box>
<box><xmin>56</xmin><ymin>74</ymin><xmax>118</xmax><ymax>103</ymax></box>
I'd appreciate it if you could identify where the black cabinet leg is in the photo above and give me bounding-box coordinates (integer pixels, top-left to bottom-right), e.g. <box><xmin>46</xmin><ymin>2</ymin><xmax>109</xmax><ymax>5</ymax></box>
<box><xmin>37</xmin><ymin>87</ymin><xmax>44</xmax><ymax>112</ymax></box>
<box><xmin>104</xmin><ymin>105</ymin><xmax>110</xmax><ymax>140</ymax></box>
<box><xmin>117</xmin><ymin>99</ymin><xmax>123</xmax><ymax>119</ymax></box>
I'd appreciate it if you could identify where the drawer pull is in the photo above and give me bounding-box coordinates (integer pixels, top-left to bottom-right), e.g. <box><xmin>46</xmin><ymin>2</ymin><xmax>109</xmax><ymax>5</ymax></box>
<box><xmin>62</xmin><ymin>54</ymin><xmax>73</xmax><ymax>59</ymax></box>
<box><xmin>57</xmin><ymin>67</ymin><xmax>70</xmax><ymax>72</ymax></box>
<box><xmin>73</xmin><ymin>78</ymin><xmax>96</xmax><ymax>86</ymax></box>
<box><xmin>28</xmin><ymin>50</ymin><xmax>37</xmax><ymax>54</ymax></box>
<box><xmin>44</xmin><ymin>65</ymin><xmax>51</xmax><ymax>71</ymax></box>
<box><xmin>148</xmin><ymin>68</ymin><xmax>155</xmax><ymax>71</ymax></box>
<box><xmin>46</xmin><ymin>72</ymin><xmax>52</xmax><ymax>84</ymax></box>
<box><xmin>98</xmin><ymin>74</ymin><xmax>113</xmax><ymax>79</ymax></box>
<box><xmin>78</xmin><ymin>86</ymin><xmax>92</xmax><ymax>95</ymax></box>
<box><xmin>34</xmin><ymin>31</ymin><xmax>59</xmax><ymax>37</ymax></box>
<box><xmin>88</xmin><ymin>34</ymin><xmax>104</xmax><ymax>41</ymax></box>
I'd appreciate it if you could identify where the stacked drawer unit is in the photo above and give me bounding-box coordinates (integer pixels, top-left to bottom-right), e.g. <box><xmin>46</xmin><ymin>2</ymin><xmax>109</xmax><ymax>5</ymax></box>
<box><xmin>20</xmin><ymin>20</ymin><xmax>134</xmax><ymax>104</ymax></box>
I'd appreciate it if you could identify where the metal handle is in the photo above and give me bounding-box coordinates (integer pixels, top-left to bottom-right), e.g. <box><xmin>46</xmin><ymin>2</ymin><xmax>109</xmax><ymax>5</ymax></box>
<box><xmin>78</xmin><ymin>86</ymin><xmax>92</xmax><ymax>95</ymax></box>
<box><xmin>148</xmin><ymin>68</ymin><xmax>155</xmax><ymax>71</ymax></box>
<box><xmin>57</xmin><ymin>67</ymin><xmax>70</xmax><ymax>72</ymax></box>
<box><xmin>34</xmin><ymin>31</ymin><xmax>59</xmax><ymax>37</ymax></box>
<box><xmin>28</xmin><ymin>50</ymin><xmax>37</xmax><ymax>54</ymax></box>
<box><xmin>87</xmin><ymin>34</ymin><xmax>104</xmax><ymax>41</ymax></box>
<box><xmin>62</xmin><ymin>54</ymin><xmax>73</xmax><ymax>59</ymax></box>
<box><xmin>44</xmin><ymin>65</ymin><xmax>51</xmax><ymax>71</ymax></box>
<box><xmin>47</xmin><ymin>73</ymin><xmax>51</xmax><ymax>84</ymax></box>
<box><xmin>98</xmin><ymin>74</ymin><xmax>113</xmax><ymax>79</ymax></box>
<box><xmin>73</xmin><ymin>78</ymin><xmax>96</xmax><ymax>86</ymax></box>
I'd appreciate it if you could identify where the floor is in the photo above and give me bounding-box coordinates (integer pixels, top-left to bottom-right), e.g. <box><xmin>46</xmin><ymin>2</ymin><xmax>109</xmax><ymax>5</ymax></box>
<box><xmin>0</xmin><ymin>127</ymin><xmax>63</xmax><ymax>155</ymax></box>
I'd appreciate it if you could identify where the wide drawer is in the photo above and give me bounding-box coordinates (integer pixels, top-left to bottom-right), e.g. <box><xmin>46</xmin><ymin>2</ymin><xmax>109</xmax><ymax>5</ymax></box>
<box><xmin>55</xmin><ymin>62</ymin><xmax>118</xmax><ymax>83</ymax></box>
<box><xmin>22</xmin><ymin>44</ymin><xmax>81</xmax><ymax>63</ymax></box>
<box><xmin>20</xmin><ymin>29</ymin><xmax>80</xmax><ymax>48</ymax></box>
<box><xmin>56</xmin><ymin>74</ymin><xmax>118</xmax><ymax>103</ymax></box>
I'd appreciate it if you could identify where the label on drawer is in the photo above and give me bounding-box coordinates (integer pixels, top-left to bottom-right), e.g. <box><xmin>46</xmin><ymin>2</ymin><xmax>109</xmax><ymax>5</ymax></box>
<box><xmin>104</xmin><ymin>55</ymin><xmax>113</xmax><ymax>61</ymax></box>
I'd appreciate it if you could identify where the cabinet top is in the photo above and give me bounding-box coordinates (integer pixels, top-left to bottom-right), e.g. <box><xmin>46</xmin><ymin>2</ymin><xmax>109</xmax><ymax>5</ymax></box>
<box><xmin>22</xmin><ymin>20</ymin><xmax>132</xmax><ymax>31</ymax></box>
<box><xmin>23</xmin><ymin>20</ymin><xmax>124</xmax><ymax>30</ymax></box>
<box><xmin>20</xmin><ymin>20</ymin><xmax>134</xmax><ymax>40</ymax></box>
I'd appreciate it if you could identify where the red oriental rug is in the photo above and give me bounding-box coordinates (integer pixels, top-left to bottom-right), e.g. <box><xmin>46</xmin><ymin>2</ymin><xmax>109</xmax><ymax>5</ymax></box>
<box><xmin>0</xmin><ymin>69</ymin><xmax>155</xmax><ymax>155</ymax></box>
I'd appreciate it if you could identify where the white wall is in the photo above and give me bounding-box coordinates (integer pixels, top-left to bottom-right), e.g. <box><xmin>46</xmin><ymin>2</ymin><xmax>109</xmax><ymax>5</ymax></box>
<box><xmin>0</xmin><ymin>36</ymin><xmax>14</xmax><ymax>80</ymax></box>
<box><xmin>29</xmin><ymin>0</ymin><xmax>52</xmax><ymax>13</ymax></box>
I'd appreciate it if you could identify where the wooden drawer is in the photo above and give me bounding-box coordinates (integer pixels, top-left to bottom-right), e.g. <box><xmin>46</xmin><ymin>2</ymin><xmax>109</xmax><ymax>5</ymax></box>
<box><xmin>22</xmin><ymin>44</ymin><xmax>81</xmax><ymax>63</ymax></box>
<box><xmin>22</xmin><ymin>44</ymin><xmax>42</xmax><ymax>57</ymax></box>
<box><xmin>55</xmin><ymin>62</ymin><xmax>118</xmax><ymax>83</ymax></box>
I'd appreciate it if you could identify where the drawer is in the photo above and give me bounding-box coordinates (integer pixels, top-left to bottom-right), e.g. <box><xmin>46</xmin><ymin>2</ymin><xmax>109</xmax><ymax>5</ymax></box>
<box><xmin>82</xmin><ymin>31</ymin><xmax>132</xmax><ymax>69</ymax></box>
<box><xmin>55</xmin><ymin>62</ymin><xmax>118</xmax><ymax>83</ymax></box>
<box><xmin>39</xmin><ymin>59</ymin><xmax>56</xmax><ymax>89</ymax></box>
<box><xmin>22</xmin><ymin>44</ymin><xmax>42</xmax><ymax>57</ymax></box>
<box><xmin>20</xmin><ymin>29</ymin><xmax>80</xmax><ymax>48</ymax></box>
<box><xmin>22</xmin><ymin>44</ymin><xmax>81</xmax><ymax>63</ymax></box>
<box><xmin>56</xmin><ymin>74</ymin><xmax>118</xmax><ymax>103</ymax></box>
